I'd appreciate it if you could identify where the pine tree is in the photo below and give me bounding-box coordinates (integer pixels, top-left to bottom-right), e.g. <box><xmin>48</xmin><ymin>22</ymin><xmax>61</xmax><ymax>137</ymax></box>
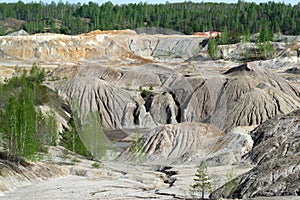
<box><xmin>220</xmin><ymin>26</ymin><xmax>229</xmax><ymax>45</ymax></box>
<box><xmin>208</xmin><ymin>38</ymin><xmax>218</xmax><ymax>60</ymax></box>
<box><xmin>242</xmin><ymin>28</ymin><xmax>250</xmax><ymax>42</ymax></box>
<box><xmin>190</xmin><ymin>161</ymin><xmax>212</xmax><ymax>199</ymax></box>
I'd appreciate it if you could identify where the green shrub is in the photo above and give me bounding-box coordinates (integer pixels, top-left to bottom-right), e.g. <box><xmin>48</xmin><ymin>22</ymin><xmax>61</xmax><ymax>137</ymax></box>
<box><xmin>92</xmin><ymin>162</ymin><xmax>100</xmax><ymax>168</ymax></box>
<box><xmin>141</xmin><ymin>89</ymin><xmax>148</xmax><ymax>98</ymax></box>
<box><xmin>71</xmin><ymin>157</ymin><xmax>79</xmax><ymax>165</ymax></box>
<box><xmin>29</xmin><ymin>154</ymin><xmax>43</xmax><ymax>162</ymax></box>
<box><xmin>258</xmin><ymin>41</ymin><xmax>274</xmax><ymax>59</ymax></box>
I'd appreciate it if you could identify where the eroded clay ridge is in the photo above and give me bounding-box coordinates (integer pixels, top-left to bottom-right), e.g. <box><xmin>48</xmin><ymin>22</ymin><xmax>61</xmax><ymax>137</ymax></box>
<box><xmin>54</xmin><ymin>63</ymin><xmax>300</xmax><ymax>132</ymax></box>
<box><xmin>2</xmin><ymin>30</ymin><xmax>299</xmax><ymax>134</ymax></box>
<box><xmin>118</xmin><ymin>122</ymin><xmax>253</xmax><ymax>165</ymax></box>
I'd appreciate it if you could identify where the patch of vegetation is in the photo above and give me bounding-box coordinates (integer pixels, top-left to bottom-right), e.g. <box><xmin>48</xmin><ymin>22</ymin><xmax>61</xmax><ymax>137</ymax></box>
<box><xmin>242</xmin><ymin>29</ymin><xmax>251</xmax><ymax>43</ymax></box>
<box><xmin>208</xmin><ymin>38</ymin><xmax>218</xmax><ymax>60</ymax></box>
<box><xmin>167</xmin><ymin>48</ymin><xmax>172</xmax><ymax>57</ymax></box>
<box><xmin>190</xmin><ymin>161</ymin><xmax>212</xmax><ymax>200</ymax></box>
<box><xmin>61</xmin><ymin>149</ymin><xmax>71</xmax><ymax>162</ymax></box>
<box><xmin>149</xmin><ymin>85</ymin><xmax>154</xmax><ymax>90</ymax></box>
<box><xmin>258</xmin><ymin>41</ymin><xmax>275</xmax><ymax>60</ymax></box>
<box><xmin>222</xmin><ymin>170</ymin><xmax>237</xmax><ymax>198</ymax></box>
<box><xmin>129</xmin><ymin>136</ymin><xmax>145</xmax><ymax>163</ymax></box>
<box><xmin>29</xmin><ymin>154</ymin><xmax>43</xmax><ymax>162</ymax></box>
<box><xmin>60</xmin><ymin>115</ymin><xmax>91</xmax><ymax>158</ymax></box>
<box><xmin>141</xmin><ymin>89</ymin><xmax>148</xmax><ymax>98</ymax></box>
<box><xmin>0</xmin><ymin>65</ymin><xmax>58</xmax><ymax>162</ymax></box>
<box><xmin>60</xmin><ymin>101</ymin><xmax>109</xmax><ymax>160</ymax></box>
<box><xmin>92</xmin><ymin>162</ymin><xmax>100</xmax><ymax>168</ymax></box>
<box><xmin>0</xmin><ymin>1</ymin><xmax>299</xmax><ymax>35</ymax></box>
<box><xmin>71</xmin><ymin>157</ymin><xmax>79</xmax><ymax>165</ymax></box>
<box><xmin>37</xmin><ymin>109</ymin><xmax>58</xmax><ymax>147</ymax></box>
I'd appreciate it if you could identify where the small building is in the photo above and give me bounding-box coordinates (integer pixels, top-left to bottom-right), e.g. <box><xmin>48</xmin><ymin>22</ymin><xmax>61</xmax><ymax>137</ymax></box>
<box><xmin>192</xmin><ymin>31</ymin><xmax>221</xmax><ymax>38</ymax></box>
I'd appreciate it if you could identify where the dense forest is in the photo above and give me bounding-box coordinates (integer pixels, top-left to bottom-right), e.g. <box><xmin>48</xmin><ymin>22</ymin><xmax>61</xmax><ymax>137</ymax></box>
<box><xmin>0</xmin><ymin>1</ymin><xmax>299</xmax><ymax>36</ymax></box>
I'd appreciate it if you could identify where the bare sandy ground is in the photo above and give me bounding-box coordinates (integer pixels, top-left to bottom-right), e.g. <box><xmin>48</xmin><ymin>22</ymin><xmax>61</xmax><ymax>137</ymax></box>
<box><xmin>1</xmin><ymin>159</ymin><xmax>252</xmax><ymax>200</ymax></box>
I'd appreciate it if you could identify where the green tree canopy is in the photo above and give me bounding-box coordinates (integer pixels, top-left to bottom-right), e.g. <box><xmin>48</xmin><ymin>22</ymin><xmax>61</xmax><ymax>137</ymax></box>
<box><xmin>0</xmin><ymin>1</ymin><xmax>299</xmax><ymax>36</ymax></box>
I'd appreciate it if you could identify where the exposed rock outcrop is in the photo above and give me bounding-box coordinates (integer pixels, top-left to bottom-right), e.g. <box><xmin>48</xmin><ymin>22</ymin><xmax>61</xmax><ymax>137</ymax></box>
<box><xmin>210</xmin><ymin>109</ymin><xmax>300</xmax><ymax>199</ymax></box>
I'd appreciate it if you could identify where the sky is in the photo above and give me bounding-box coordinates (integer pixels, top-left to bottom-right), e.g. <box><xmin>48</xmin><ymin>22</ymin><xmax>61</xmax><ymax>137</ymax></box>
<box><xmin>0</xmin><ymin>0</ymin><xmax>298</xmax><ymax>4</ymax></box>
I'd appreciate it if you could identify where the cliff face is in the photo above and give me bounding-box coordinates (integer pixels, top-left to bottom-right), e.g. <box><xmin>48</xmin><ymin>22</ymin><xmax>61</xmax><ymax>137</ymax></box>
<box><xmin>0</xmin><ymin>30</ymin><xmax>206</xmax><ymax>63</ymax></box>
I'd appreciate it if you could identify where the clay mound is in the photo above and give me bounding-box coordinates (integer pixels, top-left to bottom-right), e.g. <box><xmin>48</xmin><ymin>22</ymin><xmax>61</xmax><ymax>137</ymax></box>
<box><xmin>118</xmin><ymin>122</ymin><xmax>253</xmax><ymax>165</ymax></box>
<box><xmin>221</xmin><ymin>65</ymin><xmax>300</xmax><ymax>130</ymax></box>
<box><xmin>210</xmin><ymin>109</ymin><xmax>300</xmax><ymax>199</ymax></box>
<box><xmin>173</xmin><ymin>64</ymin><xmax>300</xmax><ymax>131</ymax></box>
<box><xmin>53</xmin><ymin>63</ymin><xmax>183</xmax><ymax>130</ymax></box>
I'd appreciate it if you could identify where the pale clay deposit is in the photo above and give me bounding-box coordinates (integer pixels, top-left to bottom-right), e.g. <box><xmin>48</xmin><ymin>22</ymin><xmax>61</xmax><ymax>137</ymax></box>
<box><xmin>0</xmin><ymin>30</ymin><xmax>300</xmax><ymax>199</ymax></box>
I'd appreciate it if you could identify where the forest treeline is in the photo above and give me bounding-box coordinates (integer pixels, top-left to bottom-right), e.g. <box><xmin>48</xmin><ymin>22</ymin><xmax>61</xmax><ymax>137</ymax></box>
<box><xmin>0</xmin><ymin>0</ymin><xmax>299</xmax><ymax>35</ymax></box>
